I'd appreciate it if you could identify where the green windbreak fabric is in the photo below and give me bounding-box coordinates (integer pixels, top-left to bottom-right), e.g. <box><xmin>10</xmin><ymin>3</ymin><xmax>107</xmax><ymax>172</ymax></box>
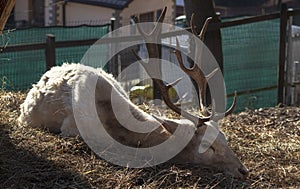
<box><xmin>222</xmin><ymin>19</ymin><xmax>280</xmax><ymax>111</ymax></box>
<box><xmin>0</xmin><ymin>25</ymin><xmax>109</xmax><ymax>90</ymax></box>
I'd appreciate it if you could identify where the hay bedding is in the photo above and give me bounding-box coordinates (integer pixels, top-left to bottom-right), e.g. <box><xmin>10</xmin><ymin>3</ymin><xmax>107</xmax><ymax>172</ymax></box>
<box><xmin>0</xmin><ymin>90</ymin><xmax>299</xmax><ymax>188</ymax></box>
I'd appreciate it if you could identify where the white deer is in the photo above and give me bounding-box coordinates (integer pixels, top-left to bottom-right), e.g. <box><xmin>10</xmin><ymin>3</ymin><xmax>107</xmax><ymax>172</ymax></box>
<box><xmin>18</xmin><ymin>8</ymin><xmax>248</xmax><ymax>179</ymax></box>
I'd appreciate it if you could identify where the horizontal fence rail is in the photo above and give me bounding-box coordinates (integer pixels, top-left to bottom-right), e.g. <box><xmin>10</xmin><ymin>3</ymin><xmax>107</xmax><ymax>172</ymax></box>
<box><xmin>2</xmin><ymin>7</ymin><xmax>299</xmax><ymax>53</ymax></box>
<box><xmin>2</xmin><ymin>9</ymin><xmax>300</xmax><ymax>52</ymax></box>
<box><xmin>3</xmin><ymin>8</ymin><xmax>299</xmax><ymax>52</ymax></box>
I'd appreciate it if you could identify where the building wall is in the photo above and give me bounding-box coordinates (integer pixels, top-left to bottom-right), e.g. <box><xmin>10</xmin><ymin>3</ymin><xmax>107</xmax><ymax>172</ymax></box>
<box><xmin>120</xmin><ymin>0</ymin><xmax>176</xmax><ymax>26</ymax></box>
<box><xmin>14</xmin><ymin>0</ymin><xmax>177</xmax><ymax>27</ymax></box>
<box><xmin>31</xmin><ymin>0</ymin><xmax>45</xmax><ymax>26</ymax></box>
<box><xmin>56</xmin><ymin>1</ymin><xmax>63</xmax><ymax>25</ymax></box>
<box><xmin>59</xmin><ymin>2</ymin><xmax>115</xmax><ymax>26</ymax></box>
<box><xmin>15</xmin><ymin>0</ymin><xmax>45</xmax><ymax>27</ymax></box>
<box><xmin>14</xmin><ymin>0</ymin><xmax>31</xmax><ymax>24</ymax></box>
<box><xmin>44</xmin><ymin>0</ymin><xmax>55</xmax><ymax>26</ymax></box>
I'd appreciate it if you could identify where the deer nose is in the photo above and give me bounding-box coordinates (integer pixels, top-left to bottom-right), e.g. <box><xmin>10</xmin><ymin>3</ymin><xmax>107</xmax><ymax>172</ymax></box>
<box><xmin>238</xmin><ymin>166</ymin><xmax>249</xmax><ymax>178</ymax></box>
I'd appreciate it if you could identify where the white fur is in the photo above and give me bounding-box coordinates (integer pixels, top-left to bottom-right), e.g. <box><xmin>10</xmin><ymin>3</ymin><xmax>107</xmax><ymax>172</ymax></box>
<box><xmin>18</xmin><ymin>63</ymin><xmax>248</xmax><ymax>179</ymax></box>
<box><xmin>18</xmin><ymin>63</ymin><xmax>129</xmax><ymax>136</ymax></box>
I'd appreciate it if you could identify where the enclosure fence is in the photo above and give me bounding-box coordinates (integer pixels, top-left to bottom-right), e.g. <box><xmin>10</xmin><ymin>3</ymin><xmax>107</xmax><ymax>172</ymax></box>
<box><xmin>0</xmin><ymin>24</ymin><xmax>109</xmax><ymax>90</ymax></box>
<box><xmin>221</xmin><ymin>18</ymin><xmax>280</xmax><ymax>111</ymax></box>
<box><xmin>284</xmin><ymin>12</ymin><xmax>300</xmax><ymax>107</ymax></box>
<box><xmin>1</xmin><ymin>5</ymin><xmax>300</xmax><ymax>112</ymax></box>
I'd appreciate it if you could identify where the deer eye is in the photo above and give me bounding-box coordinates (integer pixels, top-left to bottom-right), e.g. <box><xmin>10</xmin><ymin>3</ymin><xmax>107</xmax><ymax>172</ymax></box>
<box><xmin>210</xmin><ymin>146</ymin><xmax>216</xmax><ymax>152</ymax></box>
<box><xmin>198</xmin><ymin>142</ymin><xmax>215</xmax><ymax>154</ymax></box>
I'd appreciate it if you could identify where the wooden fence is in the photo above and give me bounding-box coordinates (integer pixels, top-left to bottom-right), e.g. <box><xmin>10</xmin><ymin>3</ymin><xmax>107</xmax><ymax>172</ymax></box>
<box><xmin>1</xmin><ymin>4</ymin><xmax>300</xmax><ymax>106</ymax></box>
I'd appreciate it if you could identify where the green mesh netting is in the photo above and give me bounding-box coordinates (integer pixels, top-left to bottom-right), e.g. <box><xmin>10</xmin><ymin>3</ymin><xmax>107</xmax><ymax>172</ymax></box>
<box><xmin>0</xmin><ymin>25</ymin><xmax>109</xmax><ymax>90</ymax></box>
<box><xmin>0</xmin><ymin>19</ymin><xmax>281</xmax><ymax>111</ymax></box>
<box><xmin>222</xmin><ymin>19</ymin><xmax>280</xmax><ymax>111</ymax></box>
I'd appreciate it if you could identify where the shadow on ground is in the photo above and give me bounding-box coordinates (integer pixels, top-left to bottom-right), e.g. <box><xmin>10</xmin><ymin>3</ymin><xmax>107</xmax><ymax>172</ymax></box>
<box><xmin>0</xmin><ymin>124</ymin><xmax>92</xmax><ymax>189</ymax></box>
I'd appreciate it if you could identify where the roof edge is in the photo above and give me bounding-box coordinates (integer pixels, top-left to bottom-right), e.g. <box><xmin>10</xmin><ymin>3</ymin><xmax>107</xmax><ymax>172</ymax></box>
<box><xmin>122</xmin><ymin>0</ymin><xmax>134</xmax><ymax>9</ymax></box>
<box><xmin>66</xmin><ymin>0</ymin><xmax>133</xmax><ymax>10</ymax></box>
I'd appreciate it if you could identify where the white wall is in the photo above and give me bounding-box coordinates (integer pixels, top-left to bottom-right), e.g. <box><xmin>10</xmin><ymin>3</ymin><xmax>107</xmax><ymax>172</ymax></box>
<box><xmin>120</xmin><ymin>0</ymin><xmax>176</xmax><ymax>26</ymax></box>
<box><xmin>44</xmin><ymin>0</ymin><xmax>55</xmax><ymax>26</ymax></box>
<box><xmin>15</xmin><ymin>0</ymin><xmax>176</xmax><ymax>27</ymax></box>
<box><xmin>14</xmin><ymin>0</ymin><xmax>30</xmax><ymax>22</ymax></box>
<box><xmin>62</xmin><ymin>2</ymin><xmax>114</xmax><ymax>26</ymax></box>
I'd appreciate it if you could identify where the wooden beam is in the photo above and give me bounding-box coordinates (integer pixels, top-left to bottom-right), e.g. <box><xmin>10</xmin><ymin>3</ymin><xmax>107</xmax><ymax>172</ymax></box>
<box><xmin>0</xmin><ymin>0</ymin><xmax>16</xmax><ymax>32</ymax></box>
<box><xmin>45</xmin><ymin>34</ymin><xmax>56</xmax><ymax>71</ymax></box>
<box><xmin>278</xmin><ymin>4</ymin><xmax>288</xmax><ymax>104</ymax></box>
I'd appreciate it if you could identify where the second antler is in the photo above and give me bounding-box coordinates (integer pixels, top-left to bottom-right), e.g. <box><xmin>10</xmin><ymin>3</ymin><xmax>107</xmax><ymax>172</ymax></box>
<box><xmin>132</xmin><ymin>7</ymin><xmax>236</xmax><ymax>127</ymax></box>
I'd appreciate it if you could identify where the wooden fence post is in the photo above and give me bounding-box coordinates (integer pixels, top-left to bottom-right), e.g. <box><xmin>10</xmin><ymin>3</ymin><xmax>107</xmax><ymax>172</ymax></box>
<box><xmin>45</xmin><ymin>34</ymin><xmax>56</xmax><ymax>71</ymax></box>
<box><xmin>110</xmin><ymin>17</ymin><xmax>116</xmax><ymax>32</ymax></box>
<box><xmin>278</xmin><ymin>4</ymin><xmax>288</xmax><ymax>104</ymax></box>
<box><xmin>109</xmin><ymin>17</ymin><xmax>117</xmax><ymax>77</ymax></box>
<box><xmin>153</xmin><ymin>43</ymin><xmax>163</xmax><ymax>106</ymax></box>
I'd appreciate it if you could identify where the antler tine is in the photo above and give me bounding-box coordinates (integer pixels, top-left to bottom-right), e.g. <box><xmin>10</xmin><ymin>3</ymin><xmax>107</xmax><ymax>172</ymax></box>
<box><xmin>225</xmin><ymin>92</ymin><xmax>237</xmax><ymax>116</ymax></box>
<box><xmin>175</xmin><ymin>37</ymin><xmax>216</xmax><ymax>116</ymax></box>
<box><xmin>166</xmin><ymin>77</ymin><xmax>182</xmax><ymax>89</ymax></box>
<box><xmin>206</xmin><ymin>68</ymin><xmax>218</xmax><ymax>80</ymax></box>
<box><xmin>199</xmin><ymin>17</ymin><xmax>212</xmax><ymax>41</ymax></box>
<box><xmin>190</xmin><ymin>14</ymin><xmax>212</xmax><ymax>41</ymax></box>
<box><xmin>132</xmin><ymin>8</ymin><xmax>212</xmax><ymax>126</ymax></box>
<box><xmin>132</xmin><ymin>47</ymin><xmax>210</xmax><ymax>125</ymax></box>
<box><xmin>133</xmin><ymin>16</ymin><xmax>148</xmax><ymax>37</ymax></box>
<box><xmin>207</xmin><ymin>92</ymin><xmax>236</xmax><ymax>118</ymax></box>
<box><xmin>190</xmin><ymin>14</ymin><xmax>198</xmax><ymax>36</ymax></box>
<box><xmin>154</xmin><ymin>79</ymin><xmax>211</xmax><ymax>125</ymax></box>
<box><xmin>175</xmin><ymin>37</ymin><xmax>196</xmax><ymax>74</ymax></box>
<box><xmin>205</xmin><ymin>92</ymin><xmax>236</xmax><ymax>120</ymax></box>
<box><xmin>177</xmin><ymin>14</ymin><xmax>236</xmax><ymax>121</ymax></box>
<box><xmin>151</xmin><ymin>6</ymin><xmax>167</xmax><ymax>36</ymax></box>
<box><xmin>133</xmin><ymin>6</ymin><xmax>167</xmax><ymax>40</ymax></box>
<box><xmin>188</xmin><ymin>15</ymin><xmax>213</xmax><ymax>116</ymax></box>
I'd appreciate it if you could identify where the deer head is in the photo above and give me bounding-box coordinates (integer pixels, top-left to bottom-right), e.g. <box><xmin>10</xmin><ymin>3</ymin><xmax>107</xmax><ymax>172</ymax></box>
<box><xmin>130</xmin><ymin>7</ymin><xmax>248</xmax><ymax>179</ymax></box>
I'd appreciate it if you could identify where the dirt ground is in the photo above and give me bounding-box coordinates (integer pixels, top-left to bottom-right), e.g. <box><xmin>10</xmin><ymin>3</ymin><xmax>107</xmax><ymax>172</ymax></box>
<box><xmin>0</xmin><ymin>90</ymin><xmax>299</xmax><ymax>188</ymax></box>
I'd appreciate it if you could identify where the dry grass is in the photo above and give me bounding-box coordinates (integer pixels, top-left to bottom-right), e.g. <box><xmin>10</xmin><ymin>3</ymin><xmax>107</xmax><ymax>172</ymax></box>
<box><xmin>0</xmin><ymin>90</ymin><xmax>299</xmax><ymax>188</ymax></box>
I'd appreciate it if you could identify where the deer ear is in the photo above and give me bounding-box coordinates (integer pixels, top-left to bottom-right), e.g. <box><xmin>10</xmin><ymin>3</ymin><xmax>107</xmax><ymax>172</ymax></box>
<box><xmin>152</xmin><ymin>115</ymin><xmax>178</xmax><ymax>134</ymax></box>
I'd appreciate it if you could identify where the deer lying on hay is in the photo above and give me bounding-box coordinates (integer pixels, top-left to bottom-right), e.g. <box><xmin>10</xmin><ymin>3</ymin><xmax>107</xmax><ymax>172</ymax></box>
<box><xmin>18</xmin><ymin>7</ymin><xmax>249</xmax><ymax>179</ymax></box>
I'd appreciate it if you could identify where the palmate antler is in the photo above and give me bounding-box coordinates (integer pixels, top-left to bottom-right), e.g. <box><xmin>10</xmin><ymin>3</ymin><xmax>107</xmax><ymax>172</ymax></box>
<box><xmin>132</xmin><ymin>7</ymin><xmax>236</xmax><ymax>127</ymax></box>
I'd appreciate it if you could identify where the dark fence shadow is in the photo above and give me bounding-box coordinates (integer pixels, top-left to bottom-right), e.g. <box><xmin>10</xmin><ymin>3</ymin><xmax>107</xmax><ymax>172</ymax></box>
<box><xmin>0</xmin><ymin>124</ymin><xmax>92</xmax><ymax>189</ymax></box>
